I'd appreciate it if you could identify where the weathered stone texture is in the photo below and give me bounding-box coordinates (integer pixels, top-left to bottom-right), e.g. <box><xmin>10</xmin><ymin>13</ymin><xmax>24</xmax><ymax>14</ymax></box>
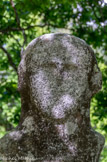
<box><xmin>0</xmin><ymin>33</ymin><xmax>105</xmax><ymax>162</ymax></box>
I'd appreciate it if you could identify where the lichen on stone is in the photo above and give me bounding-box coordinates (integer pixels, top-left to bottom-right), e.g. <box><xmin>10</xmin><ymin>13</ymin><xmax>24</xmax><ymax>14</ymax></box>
<box><xmin>0</xmin><ymin>33</ymin><xmax>105</xmax><ymax>162</ymax></box>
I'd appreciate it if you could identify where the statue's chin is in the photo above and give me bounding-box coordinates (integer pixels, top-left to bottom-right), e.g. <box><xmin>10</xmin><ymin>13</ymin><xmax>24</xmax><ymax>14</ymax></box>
<box><xmin>39</xmin><ymin>105</ymin><xmax>74</xmax><ymax>123</ymax></box>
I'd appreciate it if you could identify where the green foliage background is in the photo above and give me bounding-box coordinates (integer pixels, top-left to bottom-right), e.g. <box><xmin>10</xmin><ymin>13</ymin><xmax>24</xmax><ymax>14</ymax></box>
<box><xmin>0</xmin><ymin>0</ymin><xmax>107</xmax><ymax>161</ymax></box>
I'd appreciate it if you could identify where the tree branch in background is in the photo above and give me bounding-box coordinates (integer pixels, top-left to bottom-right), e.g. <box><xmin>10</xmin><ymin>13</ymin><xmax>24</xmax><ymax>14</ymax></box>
<box><xmin>10</xmin><ymin>0</ymin><xmax>20</xmax><ymax>26</ymax></box>
<box><xmin>0</xmin><ymin>24</ymin><xmax>45</xmax><ymax>34</ymax></box>
<box><xmin>10</xmin><ymin>0</ymin><xmax>27</xmax><ymax>50</ymax></box>
<box><xmin>0</xmin><ymin>46</ymin><xmax>17</xmax><ymax>72</ymax></box>
<box><xmin>9</xmin><ymin>33</ymin><xmax>22</xmax><ymax>48</ymax></box>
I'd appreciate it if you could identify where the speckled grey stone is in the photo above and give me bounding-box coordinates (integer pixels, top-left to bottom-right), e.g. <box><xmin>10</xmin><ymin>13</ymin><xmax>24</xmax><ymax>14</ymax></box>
<box><xmin>0</xmin><ymin>33</ymin><xmax>105</xmax><ymax>162</ymax></box>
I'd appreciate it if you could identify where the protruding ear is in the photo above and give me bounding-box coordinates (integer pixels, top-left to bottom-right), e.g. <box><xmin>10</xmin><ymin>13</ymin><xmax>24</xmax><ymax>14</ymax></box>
<box><xmin>90</xmin><ymin>64</ymin><xmax>102</xmax><ymax>95</ymax></box>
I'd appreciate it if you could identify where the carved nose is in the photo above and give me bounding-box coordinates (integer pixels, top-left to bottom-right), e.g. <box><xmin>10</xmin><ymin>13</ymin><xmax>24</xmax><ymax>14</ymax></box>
<box><xmin>56</xmin><ymin>67</ymin><xmax>64</xmax><ymax>86</ymax></box>
<box><xmin>56</xmin><ymin>77</ymin><xmax>63</xmax><ymax>86</ymax></box>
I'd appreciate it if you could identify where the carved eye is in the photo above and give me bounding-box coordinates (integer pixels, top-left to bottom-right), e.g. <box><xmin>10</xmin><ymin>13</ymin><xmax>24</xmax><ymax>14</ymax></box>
<box><xmin>64</xmin><ymin>64</ymin><xmax>77</xmax><ymax>70</ymax></box>
<box><xmin>41</xmin><ymin>62</ymin><xmax>57</xmax><ymax>68</ymax></box>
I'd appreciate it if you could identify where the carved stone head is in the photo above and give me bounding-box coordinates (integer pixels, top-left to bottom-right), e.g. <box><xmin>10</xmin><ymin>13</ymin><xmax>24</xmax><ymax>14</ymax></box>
<box><xmin>18</xmin><ymin>33</ymin><xmax>102</xmax><ymax>121</ymax></box>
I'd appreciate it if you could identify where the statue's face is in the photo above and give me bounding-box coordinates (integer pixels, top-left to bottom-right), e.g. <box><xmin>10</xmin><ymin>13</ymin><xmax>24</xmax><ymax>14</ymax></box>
<box><xmin>19</xmin><ymin>34</ymin><xmax>102</xmax><ymax>120</ymax></box>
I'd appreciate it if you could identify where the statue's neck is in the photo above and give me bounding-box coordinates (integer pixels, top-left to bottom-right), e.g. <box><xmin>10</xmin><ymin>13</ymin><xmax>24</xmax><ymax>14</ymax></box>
<box><xmin>19</xmin><ymin>99</ymin><xmax>91</xmax><ymax>138</ymax></box>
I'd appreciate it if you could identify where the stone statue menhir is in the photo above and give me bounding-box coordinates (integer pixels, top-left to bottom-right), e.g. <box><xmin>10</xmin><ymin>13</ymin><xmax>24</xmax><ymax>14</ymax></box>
<box><xmin>0</xmin><ymin>33</ymin><xmax>105</xmax><ymax>162</ymax></box>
